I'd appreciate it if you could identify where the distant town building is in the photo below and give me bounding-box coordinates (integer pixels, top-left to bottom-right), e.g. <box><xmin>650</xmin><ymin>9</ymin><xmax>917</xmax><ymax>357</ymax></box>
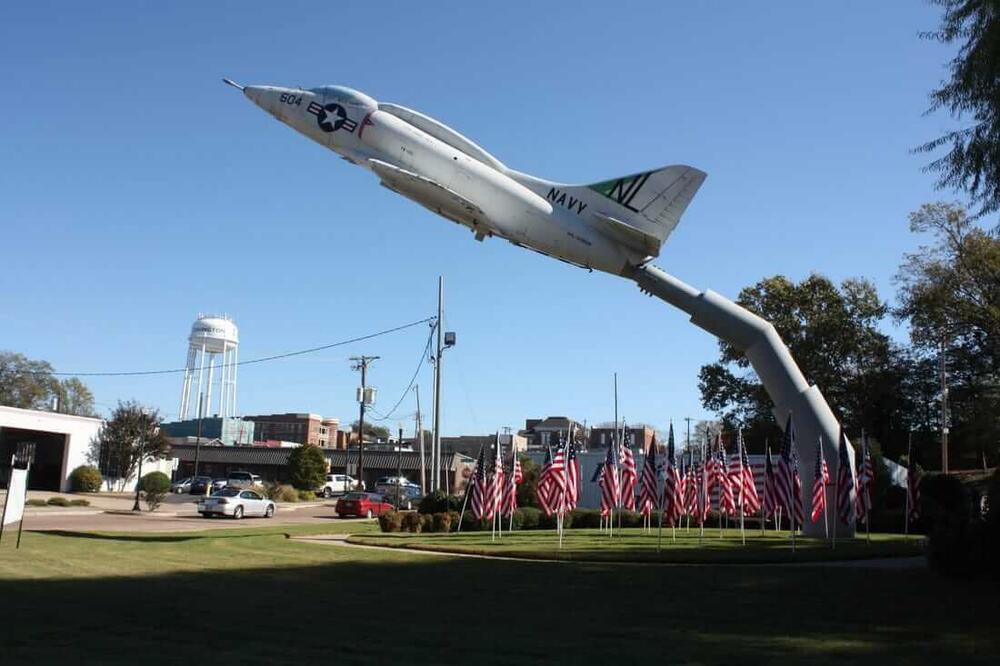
<box><xmin>521</xmin><ymin>416</ymin><xmax>586</xmax><ymax>450</ymax></box>
<box><xmin>589</xmin><ymin>424</ymin><xmax>655</xmax><ymax>452</ymax></box>
<box><xmin>431</xmin><ymin>433</ymin><xmax>527</xmax><ymax>459</ymax></box>
<box><xmin>160</xmin><ymin>416</ymin><xmax>255</xmax><ymax>446</ymax></box>
<box><xmin>244</xmin><ymin>413</ymin><xmax>339</xmax><ymax>448</ymax></box>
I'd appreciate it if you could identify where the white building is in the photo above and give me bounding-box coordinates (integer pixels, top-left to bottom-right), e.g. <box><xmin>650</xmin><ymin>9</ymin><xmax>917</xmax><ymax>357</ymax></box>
<box><xmin>0</xmin><ymin>406</ymin><xmax>101</xmax><ymax>492</ymax></box>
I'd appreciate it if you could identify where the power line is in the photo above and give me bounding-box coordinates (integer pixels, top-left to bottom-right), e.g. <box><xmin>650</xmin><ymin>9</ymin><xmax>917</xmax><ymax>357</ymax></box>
<box><xmin>44</xmin><ymin>316</ymin><xmax>436</xmax><ymax>377</ymax></box>
<box><xmin>368</xmin><ymin>321</ymin><xmax>436</xmax><ymax>422</ymax></box>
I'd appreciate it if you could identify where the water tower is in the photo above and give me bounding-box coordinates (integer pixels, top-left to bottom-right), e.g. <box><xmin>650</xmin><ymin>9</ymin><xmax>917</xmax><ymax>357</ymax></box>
<box><xmin>178</xmin><ymin>314</ymin><xmax>239</xmax><ymax>420</ymax></box>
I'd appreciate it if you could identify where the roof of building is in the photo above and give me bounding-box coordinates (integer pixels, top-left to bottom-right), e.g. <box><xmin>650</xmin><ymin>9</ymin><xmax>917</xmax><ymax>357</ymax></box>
<box><xmin>169</xmin><ymin>444</ymin><xmax>469</xmax><ymax>471</ymax></box>
<box><xmin>526</xmin><ymin>416</ymin><xmax>580</xmax><ymax>431</ymax></box>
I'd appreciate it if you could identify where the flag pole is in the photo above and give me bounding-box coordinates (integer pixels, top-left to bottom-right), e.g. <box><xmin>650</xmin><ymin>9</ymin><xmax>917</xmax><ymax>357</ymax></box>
<box><xmin>905</xmin><ymin>431</ymin><xmax>912</xmax><ymax>537</ymax></box>
<box><xmin>739</xmin><ymin>431</ymin><xmax>746</xmax><ymax>546</ymax></box>
<box><xmin>656</xmin><ymin>449</ymin><xmax>664</xmax><ymax>553</ymax></box>
<box><xmin>15</xmin><ymin>460</ymin><xmax>30</xmax><ymax>550</ymax></box>
<box><xmin>699</xmin><ymin>438</ymin><xmax>706</xmax><ymax>546</ymax></box>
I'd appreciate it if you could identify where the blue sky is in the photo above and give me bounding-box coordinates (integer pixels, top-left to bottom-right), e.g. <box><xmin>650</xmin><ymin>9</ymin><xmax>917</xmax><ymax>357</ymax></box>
<box><xmin>0</xmin><ymin>2</ymin><xmax>954</xmax><ymax>436</ymax></box>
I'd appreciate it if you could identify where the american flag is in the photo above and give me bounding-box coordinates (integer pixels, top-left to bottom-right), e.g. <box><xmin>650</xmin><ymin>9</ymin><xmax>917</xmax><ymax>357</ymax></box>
<box><xmin>907</xmin><ymin>455</ymin><xmax>921</xmax><ymax>523</ymax></box>
<box><xmin>598</xmin><ymin>436</ymin><xmax>620</xmax><ymax>517</ymax></box>
<box><xmin>763</xmin><ymin>445</ymin><xmax>777</xmax><ymax>519</ymax></box>
<box><xmin>501</xmin><ymin>444</ymin><xmax>520</xmax><ymax>518</ymax></box>
<box><xmin>775</xmin><ymin>414</ymin><xmax>801</xmax><ymax>529</ymax></box>
<box><xmin>619</xmin><ymin>424</ymin><xmax>637</xmax><ymax>511</ymax></box>
<box><xmin>537</xmin><ymin>443</ymin><xmax>565</xmax><ymax>517</ymax></box>
<box><xmin>564</xmin><ymin>431</ymin><xmax>581</xmax><ymax>511</ymax></box>
<box><xmin>487</xmin><ymin>434</ymin><xmax>504</xmax><ymax>520</ymax></box>
<box><xmin>855</xmin><ymin>434</ymin><xmax>873</xmax><ymax>524</ymax></box>
<box><xmin>836</xmin><ymin>427</ymin><xmax>855</xmax><ymax>525</ymax></box>
<box><xmin>637</xmin><ymin>434</ymin><xmax>658</xmax><ymax>518</ymax></box>
<box><xmin>696</xmin><ymin>443</ymin><xmax>709</xmax><ymax>524</ymax></box>
<box><xmin>663</xmin><ymin>425</ymin><xmax>683</xmax><ymax>525</ymax></box>
<box><xmin>684</xmin><ymin>449</ymin><xmax>699</xmax><ymax>517</ymax></box>
<box><xmin>810</xmin><ymin>438</ymin><xmax>829</xmax><ymax>524</ymax></box>
<box><xmin>736</xmin><ymin>431</ymin><xmax>760</xmax><ymax>515</ymax></box>
<box><xmin>716</xmin><ymin>436</ymin><xmax>736</xmax><ymax>516</ymax></box>
<box><xmin>792</xmin><ymin>446</ymin><xmax>805</xmax><ymax>528</ymax></box>
<box><xmin>469</xmin><ymin>444</ymin><xmax>489</xmax><ymax>520</ymax></box>
<box><xmin>677</xmin><ymin>451</ymin><xmax>688</xmax><ymax>519</ymax></box>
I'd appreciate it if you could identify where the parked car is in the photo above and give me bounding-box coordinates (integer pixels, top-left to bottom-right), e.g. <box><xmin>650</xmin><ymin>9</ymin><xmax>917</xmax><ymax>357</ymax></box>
<box><xmin>197</xmin><ymin>487</ymin><xmax>275</xmax><ymax>519</ymax></box>
<box><xmin>335</xmin><ymin>492</ymin><xmax>394</xmax><ymax>519</ymax></box>
<box><xmin>374</xmin><ymin>476</ymin><xmax>420</xmax><ymax>495</ymax></box>
<box><xmin>171</xmin><ymin>477</ymin><xmax>192</xmax><ymax>494</ymax></box>
<box><xmin>227</xmin><ymin>471</ymin><xmax>262</xmax><ymax>489</ymax></box>
<box><xmin>381</xmin><ymin>484</ymin><xmax>423</xmax><ymax>510</ymax></box>
<box><xmin>188</xmin><ymin>476</ymin><xmax>214</xmax><ymax>495</ymax></box>
<box><xmin>317</xmin><ymin>473</ymin><xmax>361</xmax><ymax>498</ymax></box>
<box><xmin>211</xmin><ymin>478</ymin><xmax>229</xmax><ymax>491</ymax></box>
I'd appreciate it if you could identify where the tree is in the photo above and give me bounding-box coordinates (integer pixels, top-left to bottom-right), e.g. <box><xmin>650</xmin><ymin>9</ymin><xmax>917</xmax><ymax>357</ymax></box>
<box><xmin>698</xmin><ymin>274</ymin><xmax>905</xmax><ymax>454</ymax></box>
<box><xmin>350</xmin><ymin>420</ymin><xmax>391</xmax><ymax>441</ymax></box>
<box><xmin>89</xmin><ymin>401</ymin><xmax>169</xmax><ymax>491</ymax></box>
<box><xmin>0</xmin><ymin>351</ymin><xmax>96</xmax><ymax>416</ymax></box>
<box><xmin>896</xmin><ymin>202</ymin><xmax>1000</xmax><ymax>467</ymax></box>
<box><xmin>918</xmin><ymin>1</ymin><xmax>1000</xmax><ymax>222</ymax></box>
<box><xmin>288</xmin><ymin>444</ymin><xmax>327</xmax><ymax>490</ymax></box>
<box><xmin>139</xmin><ymin>471</ymin><xmax>171</xmax><ymax>511</ymax></box>
<box><xmin>515</xmin><ymin>456</ymin><xmax>540</xmax><ymax>509</ymax></box>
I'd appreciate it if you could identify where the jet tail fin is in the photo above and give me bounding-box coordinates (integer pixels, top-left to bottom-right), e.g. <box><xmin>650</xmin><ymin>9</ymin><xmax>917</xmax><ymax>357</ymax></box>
<box><xmin>576</xmin><ymin>165</ymin><xmax>706</xmax><ymax>244</ymax></box>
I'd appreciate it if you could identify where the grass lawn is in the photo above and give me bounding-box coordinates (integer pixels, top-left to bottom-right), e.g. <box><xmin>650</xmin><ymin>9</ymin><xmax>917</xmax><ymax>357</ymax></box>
<box><xmin>0</xmin><ymin>524</ymin><xmax>995</xmax><ymax>665</ymax></box>
<box><xmin>349</xmin><ymin>528</ymin><xmax>925</xmax><ymax>563</ymax></box>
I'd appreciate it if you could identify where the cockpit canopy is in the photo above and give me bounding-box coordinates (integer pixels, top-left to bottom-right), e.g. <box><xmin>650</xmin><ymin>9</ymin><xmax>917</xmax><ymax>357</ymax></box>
<box><xmin>310</xmin><ymin>85</ymin><xmax>377</xmax><ymax>111</ymax></box>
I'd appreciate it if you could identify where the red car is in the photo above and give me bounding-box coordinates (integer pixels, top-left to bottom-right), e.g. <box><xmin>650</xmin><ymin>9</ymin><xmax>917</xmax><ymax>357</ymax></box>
<box><xmin>335</xmin><ymin>492</ymin><xmax>394</xmax><ymax>519</ymax></box>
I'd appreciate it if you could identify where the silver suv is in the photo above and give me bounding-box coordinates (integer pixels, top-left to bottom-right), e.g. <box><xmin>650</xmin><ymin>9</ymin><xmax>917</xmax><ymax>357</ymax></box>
<box><xmin>227</xmin><ymin>471</ymin><xmax>262</xmax><ymax>489</ymax></box>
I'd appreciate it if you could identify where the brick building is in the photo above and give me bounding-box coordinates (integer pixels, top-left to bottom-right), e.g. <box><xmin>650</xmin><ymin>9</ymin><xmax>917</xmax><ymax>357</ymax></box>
<box><xmin>244</xmin><ymin>413</ymin><xmax>339</xmax><ymax>448</ymax></box>
<box><xmin>588</xmin><ymin>424</ymin><xmax>655</xmax><ymax>453</ymax></box>
<box><xmin>521</xmin><ymin>416</ymin><xmax>586</xmax><ymax>450</ymax></box>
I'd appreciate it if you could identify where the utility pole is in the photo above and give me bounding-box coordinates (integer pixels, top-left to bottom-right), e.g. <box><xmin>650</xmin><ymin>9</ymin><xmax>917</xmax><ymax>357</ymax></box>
<box><xmin>415</xmin><ymin>385</ymin><xmax>425</xmax><ymax>491</ymax></box>
<box><xmin>397</xmin><ymin>424</ymin><xmax>403</xmax><ymax>508</ymax></box>
<box><xmin>351</xmin><ymin>355</ymin><xmax>380</xmax><ymax>490</ymax></box>
<box><xmin>940</xmin><ymin>337</ymin><xmax>950</xmax><ymax>474</ymax></box>
<box><xmin>684</xmin><ymin>417</ymin><xmax>693</xmax><ymax>454</ymax></box>
<box><xmin>432</xmin><ymin>276</ymin><xmax>444</xmax><ymax>492</ymax></box>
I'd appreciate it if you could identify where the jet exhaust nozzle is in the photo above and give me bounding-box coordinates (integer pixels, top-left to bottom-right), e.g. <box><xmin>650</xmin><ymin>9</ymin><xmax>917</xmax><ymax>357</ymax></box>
<box><xmin>222</xmin><ymin>78</ymin><xmax>245</xmax><ymax>91</ymax></box>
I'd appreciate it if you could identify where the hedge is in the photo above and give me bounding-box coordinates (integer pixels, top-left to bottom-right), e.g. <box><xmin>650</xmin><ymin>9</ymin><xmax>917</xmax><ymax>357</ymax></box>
<box><xmin>68</xmin><ymin>465</ymin><xmax>102</xmax><ymax>493</ymax></box>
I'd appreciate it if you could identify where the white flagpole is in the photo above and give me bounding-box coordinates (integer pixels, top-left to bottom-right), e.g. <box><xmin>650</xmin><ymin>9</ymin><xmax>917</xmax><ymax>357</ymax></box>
<box><xmin>739</xmin><ymin>430</ymin><xmax>746</xmax><ymax>546</ymax></box>
<box><xmin>821</xmin><ymin>439</ymin><xmax>830</xmax><ymax>543</ymax></box>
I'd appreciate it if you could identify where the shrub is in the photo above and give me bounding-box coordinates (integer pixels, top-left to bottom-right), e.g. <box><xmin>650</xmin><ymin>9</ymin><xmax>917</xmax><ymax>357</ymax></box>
<box><xmin>514</xmin><ymin>506</ymin><xmax>541</xmax><ymax>530</ymax></box>
<box><xmin>288</xmin><ymin>444</ymin><xmax>327</xmax><ymax>490</ymax></box>
<box><xmin>401</xmin><ymin>511</ymin><xmax>422</xmax><ymax>533</ymax></box>
<box><xmin>620</xmin><ymin>510</ymin><xmax>642</xmax><ymax>528</ymax></box>
<box><xmin>297</xmin><ymin>490</ymin><xmax>316</xmax><ymax>502</ymax></box>
<box><xmin>378</xmin><ymin>510</ymin><xmax>402</xmax><ymax>533</ymax></box>
<box><xmin>139</xmin><ymin>471</ymin><xmax>171</xmax><ymax>511</ymax></box>
<box><xmin>68</xmin><ymin>465</ymin><xmax>102</xmax><ymax>493</ymax></box>
<box><xmin>419</xmin><ymin>513</ymin><xmax>435</xmax><ymax>532</ymax></box>
<box><xmin>46</xmin><ymin>496</ymin><xmax>70</xmax><ymax>507</ymax></box>
<box><xmin>68</xmin><ymin>498</ymin><xmax>90</xmax><ymax>507</ymax></box>
<box><xmin>417</xmin><ymin>490</ymin><xmax>464</xmax><ymax>514</ymax></box>
<box><xmin>264</xmin><ymin>484</ymin><xmax>298</xmax><ymax>503</ymax></box>
<box><xmin>539</xmin><ymin>510</ymin><xmax>574</xmax><ymax>530</ymax></box>
<box><xmin>26</xmin><ymin>499</ymin><xmax>47</xmax><ymax>507</ymax></box>
<box><xmin>569</xmin><ymin>508</ymin><xmax>602</xmax><ymax>528</ymax></box>
<box><xmin>460</xmin><ymin>511</ymin><xmax>483</xmax><ymax>531</ymax></box>
<box><xmin>448</xmin><ymin>511</ymin><xmax>461</xmax><ymax>531</ymax></box>
<box><xmin>431</xmin><ymin>512</ymin><xmax>452</xmax><ymax>533</ymax></box>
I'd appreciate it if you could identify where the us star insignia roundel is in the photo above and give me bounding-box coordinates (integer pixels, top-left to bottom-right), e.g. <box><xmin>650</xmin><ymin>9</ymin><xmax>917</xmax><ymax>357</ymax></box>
<box><xmin>307</xmin><ymin>102</ymin><xmax>357</xmax><ymax>133</ymax></box>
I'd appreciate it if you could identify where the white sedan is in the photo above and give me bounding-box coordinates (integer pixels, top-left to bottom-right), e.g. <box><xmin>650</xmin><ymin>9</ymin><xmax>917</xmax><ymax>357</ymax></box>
<box><xmin>198</xmin><ymin>488</ymin><xmax>275</xmax><ymax>519</ymax></box>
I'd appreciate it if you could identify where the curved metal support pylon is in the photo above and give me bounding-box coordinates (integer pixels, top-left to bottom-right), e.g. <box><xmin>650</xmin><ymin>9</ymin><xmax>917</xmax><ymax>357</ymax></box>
<box><xmin>630</xmin><ymin>264</ymin><xmax>854</xmax><ymax>538</ymax></box>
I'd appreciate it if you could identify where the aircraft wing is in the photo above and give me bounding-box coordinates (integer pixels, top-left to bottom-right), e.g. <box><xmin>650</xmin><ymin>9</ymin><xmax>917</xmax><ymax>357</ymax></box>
<box><xmin>591</xmin><ymin>212</ymin><xmax>662</xmax><ymax>258</ymax></box>
<box><xmin>368</xmin><ymin>159</ymin><xmax>493</xmax><ymax>237</ymax></box>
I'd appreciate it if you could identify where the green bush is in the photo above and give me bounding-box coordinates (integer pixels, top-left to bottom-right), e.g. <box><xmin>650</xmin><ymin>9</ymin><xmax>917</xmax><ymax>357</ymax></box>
<box><xmin>401</xmin><ymin>511</ymin><xmax>422</xmax><ymax>533</ymax></box>
<box><xmin>460</xmin><ymin>511</ymin><xmax>483</xmax><ymax>531</ymax></box>
<box><xmin>417</xmin><ymin>490</ymin><xmax>464</xmax><ymax>514</ymax></box>
<box><xmin>297</xmin><ymin>490</ymin><xmax>317</xmax><ymax>502</ymax></box>
<box><xmin>68</xmin><ymin>499</ymin><xmax>90</xmax><ymax>507</ymax></box>
<box><xmin>539</xmin><ymin>510</ymin><xmax>574</xmax><ymax>530</ymax></box>
<box><xmin>46</xmin><ymin>496</ymin><xmax>70</xmax><ymax>507</ymax></box>
<box><xmin>378</xmin><ymin>510</ymin><xmax>402</xmax><ymax>533</ymax></box>
<box><xmin>68</xmin><ymin>465</ymin><xmax>102</xmax><ymax>493</ymax></box>
<box><xmin>419</xmin><ymin>513</ymin><xmax>434</xmax><ymax>532</ymax></box>
<box><xmin>26</xmin><ymin>499</ymin><xmax>47</xmax><ymax>507</ymax></box>
<box><xmin>569</xmin><ymin>508</ymin><xmax>602</xmax><ymax>528</ymax></box>
<box><xmin>139</xmin><ymin>471</ymin><xmax>171</xmax><ymax>511</ymax></box>
<box><xmin>431</xmin><ymin>512</ymin><xmax>452</xmax><ymax>533</ymax></box>
<box><xmin>514</xmin><ymin>506</ymin><xmax>541</xmax><ymax>530</ymax></box>
<box><xmin>620</xmin><ymin>510</ymin><xmax>642</xmax><ymax>528</ymax></box>
<box><xmin>262</xmin><ymin>484</ymin><xmax>298</xmax><ymax>502</ymax></box>
<box><xmin>288</xmin><ymin>444</ymin><xmax>327</xmax><ymax>490</ymax></box>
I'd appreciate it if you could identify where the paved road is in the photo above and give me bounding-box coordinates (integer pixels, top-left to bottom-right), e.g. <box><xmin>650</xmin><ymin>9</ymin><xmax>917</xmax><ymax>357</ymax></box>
<box><xmin>14</xmin><ymin>491</ymin><xmax>370</xmax><ymax>533</ymax></box>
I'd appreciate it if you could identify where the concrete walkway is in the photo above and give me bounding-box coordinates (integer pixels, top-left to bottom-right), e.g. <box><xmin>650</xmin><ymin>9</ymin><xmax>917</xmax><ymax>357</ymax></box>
<box><xmin>293</xmin><ymin>534</ymin><xmax>927</xmax><ymax>569</ymax></box>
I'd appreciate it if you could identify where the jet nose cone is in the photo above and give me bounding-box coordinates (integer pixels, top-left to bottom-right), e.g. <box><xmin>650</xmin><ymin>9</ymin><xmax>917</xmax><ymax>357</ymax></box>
<box><xmin>243</xmin><ymin>85</ymin><xmax>275</xmax><ymax>111</ymax></box>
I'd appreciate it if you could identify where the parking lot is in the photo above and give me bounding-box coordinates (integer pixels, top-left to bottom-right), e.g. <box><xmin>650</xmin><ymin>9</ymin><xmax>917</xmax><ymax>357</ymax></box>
<box><xmin>8</xmin><ymin>490</ymin><xmax>369</xmax><ymax>533</ymax></box>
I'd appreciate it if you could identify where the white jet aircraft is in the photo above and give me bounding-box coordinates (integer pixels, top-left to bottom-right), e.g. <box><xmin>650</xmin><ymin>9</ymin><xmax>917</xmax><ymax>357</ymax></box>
<box><xmin>225</xmin><ymin>80</ymin><xmax>706</xmax><ymax>276</ymax></box>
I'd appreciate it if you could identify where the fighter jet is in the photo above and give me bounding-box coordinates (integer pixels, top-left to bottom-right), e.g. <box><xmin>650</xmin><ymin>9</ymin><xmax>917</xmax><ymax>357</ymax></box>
<box><xmin>224</xmin><ymin>79</ymin><xmax>706</xmax><ymax>276</ymax></box>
